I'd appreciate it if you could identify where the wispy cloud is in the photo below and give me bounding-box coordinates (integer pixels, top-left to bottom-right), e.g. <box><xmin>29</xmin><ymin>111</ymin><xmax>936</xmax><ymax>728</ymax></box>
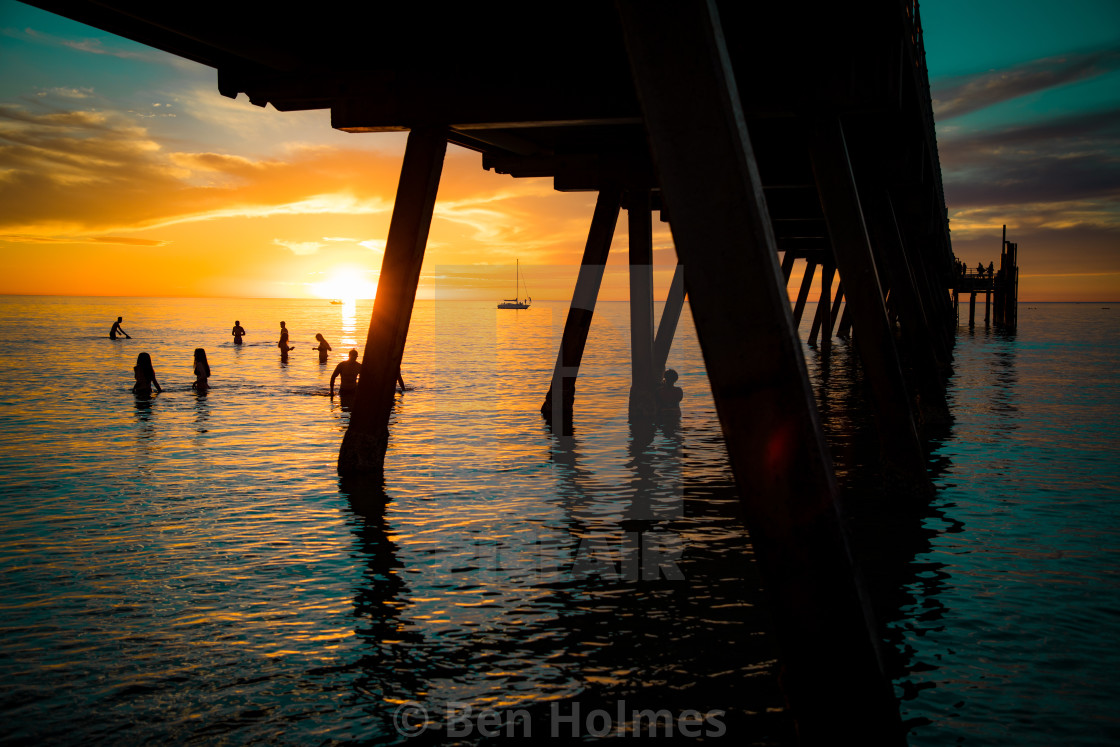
<box><xmin>0</xmin><ymin>233</ymin><xmax>168</xmax><ymax>246</ymax></box>
<box><xmin>91</xmin><ymin>236</ymin><xmax>168</xmax><ymax>246</ymax></box>
<box><xmin>932</xmin><ymin>47</ymin><xmax>1120</xmax><ymax>120</ymax></box>
<box><xmin>939</xmin><ymin>107</ymin><xmax>1120</xmax><ymax>214</ymax></box>
<box><xmin>274</xmin><ymin>239</ymin><xmax>326</xmax><ymax>256</ymax></box>
<box><xmin>35</xmin><ymin>87</ymin><xmax>94</xmax><ymax>99</ymax></box>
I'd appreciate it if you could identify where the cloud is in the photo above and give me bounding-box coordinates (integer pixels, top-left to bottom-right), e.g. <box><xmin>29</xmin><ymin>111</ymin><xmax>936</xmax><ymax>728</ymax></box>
<box><xmin>0</xmin><ymin>233</ymin><xmax>168</xmax><ymax>246</ymax></box>
<box><xmin>91</xmin><ymin>236</ymin><xmax>168</xmax><ymax>246</ymax></box>
<box><xmin>932</xmin><ymin>47</ymin><xmax>1120</xmax><ymax>120</ymax></box>
<box><xmin>938</xmin><ymin>107</ymin><xmax>1120</xmax><ymax>216</ymax></box>
<box><xmin>0</xmin><ymin>99</ymin><xmax>404</xmax><ymax>234</ymax></box>
<box><xmin>36</xmin><ymin>87</ymin><xmax>94</xmax><ymax>99</ymax></box>
<box><xmin>274</xmin><ymin>239</ymin><xmax>326</xmax><ymax>256</ymax></box>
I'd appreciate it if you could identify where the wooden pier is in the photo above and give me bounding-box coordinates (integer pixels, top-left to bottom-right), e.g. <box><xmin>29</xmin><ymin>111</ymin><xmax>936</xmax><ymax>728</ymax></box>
<box><xmin>951</xmin><ymin>225</ymin><xmax>1020</xmax><ymax>332</ymax></box>
<box><xmin>23</xmin><ymin>0</ymin><xmax>972</xmax><ymax>741</ymax></box>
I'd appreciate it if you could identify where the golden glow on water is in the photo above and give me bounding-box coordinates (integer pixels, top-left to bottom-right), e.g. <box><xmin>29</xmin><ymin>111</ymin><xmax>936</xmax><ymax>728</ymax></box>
<box><xmin>4</xmin><ymin>296</ymin><xmax>1115</xmax><ymax>744</ymax></box>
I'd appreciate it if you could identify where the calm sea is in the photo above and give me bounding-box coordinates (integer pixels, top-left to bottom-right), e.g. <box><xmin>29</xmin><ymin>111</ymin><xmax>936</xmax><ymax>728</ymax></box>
<box><xmin>0</xmin><ymin>295</ymin><xmax>1116</xmax><ymax>745</ymax></box>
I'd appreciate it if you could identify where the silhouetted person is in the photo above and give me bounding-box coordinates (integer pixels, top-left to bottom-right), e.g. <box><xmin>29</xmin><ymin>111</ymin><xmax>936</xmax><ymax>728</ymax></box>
<box><xmin>278</xmin><ymin>321</ymin><xmax>294</xmax><ymax>353</ymax></box>
<box><xmin>988</xmin><ymin>261</ymin><xmax>995</xmax><ymax>278</ymax></box>
<box><xmin>192</xmin><ymin>348</ymin><xmax>211</xmax><ymax>391</ymax></box>
<box><xmin>331</xmin><ymin>349</ymin><xmax>361</xmax><ymax>397</ymax></box>
<box><xmin>109</xmin><ymin>316</ymin><xmax>131</xmax><ymax>340</ymax></box>
<box><xmin>132</xmin><ymin>352</ymin><xmax>162</xmax><ymax>395</ymax></box>
<box><xmin>977</xmin><ymin>262</ymin><xmax>984</xmax><ymax>275</ymax></box>
<box><xmin>656</xmin><ymin>368</ymin><xmax>683</xmax><ymax>412</ymax></box>
<box><xmin>231</xmin><ymin>320</ymin><xmax>246</xmax><ymax>344</ymax></box>
<box><xmin>314</xmin><ymin>333</ymin><xmax>333</xmax><ymax>364</ymax></box>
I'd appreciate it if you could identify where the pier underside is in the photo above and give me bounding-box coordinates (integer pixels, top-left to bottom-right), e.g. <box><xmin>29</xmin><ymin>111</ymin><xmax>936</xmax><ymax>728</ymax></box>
<box><xmin>22</xmin><ymin>0</ymin><xmax>963</xmax><ymax>741</ymax></box>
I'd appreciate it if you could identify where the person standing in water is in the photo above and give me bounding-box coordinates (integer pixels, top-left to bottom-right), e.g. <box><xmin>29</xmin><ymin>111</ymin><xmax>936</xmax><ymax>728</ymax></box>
<box><xmin>330</xmin><ymin>349</ymin><xmax>361</xmax><ymax>397</ymax></box>
<box><xmin>231</xmin><ymin>320</ymin><xmax>246</xmax><ymax>345</ymax></box>
<box><xmin>313</xmin><ymin>333</ymin><xmax>332</xmax><ymax>364</ymax></box>
<box><xmin>132</xmin><ymin>352</ymin><xmax>162</xmax><ymax>395</ymax></box>
<box><xmin>109</xmin><ymin>316</ymin><xmax>131</xmax><ymax>340</ymax></box>
<box><xmin>278</xmin><ymin>321</ymin><xmax>294</xmax><ymax>353</ymax></box>
<box><xmin>656</xmin><ymin>368</ymin><xmax>683</xmax><ymax>411</ymax></box>
<box><xmin>192</xmin><ymin>348</ymin><xmax>211</xmax><ymax>390</ymax></box>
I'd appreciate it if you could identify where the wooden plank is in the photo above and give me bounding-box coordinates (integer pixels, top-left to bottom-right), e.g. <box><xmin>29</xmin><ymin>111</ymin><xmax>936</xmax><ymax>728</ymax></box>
<box><xmin>628</xmin><ymin>189</ymin><xmax>657</xmax><ymax>416</ymax></box>
<box><xmin>807</xmin><ymin>115</ymin><xmax>927</xmax><ymax>481</ymax></box>
<box><xmin>617</xmin><ymin>1</ymin><xmax>904</xmax><ymax>741</ymax></box>
<box><xmin>338</xmin><ymin>127</ymin><xmax>447</xmax><ymax>476</ymax></box>
<box><xmin>808</xmin><ymin>262</ymin><xmax>833</xmax><ymax>348</ymax></box>
<box><xmin>828</xmin><ymin>282</ymin><xmax>844</xmax><ymax>338</ymax></box>
<box><xmin>541</xmin><ymin>187</ymin><xmax>622</xmax><ymax>431</ymax></box>
<box><xmin>780</xmin><ymin>249</ymin><xmax>796</xmax><ymax>283</ymax></box>
<box><xmin>653</xmin><ymin>262</ymin><xmax>686</xmax><ymax>378</ymax></box>
<box><xmin>792</xmin><ymin>260</ymin><xmax>817</xmax><ymax>327</ymax></box>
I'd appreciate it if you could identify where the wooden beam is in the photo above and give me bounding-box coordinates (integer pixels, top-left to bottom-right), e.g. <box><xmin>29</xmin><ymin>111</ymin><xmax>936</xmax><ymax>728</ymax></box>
<box><xmin>628</xmin><ymin>189</ymin><xmax>656</xmax><ymax>416</ymax></box>
<box><xmin>807</xmin><ymin>115</ymin><xmax>927</xmax><ymax>481</ymax></box>
<box><xmin>617</xmin><ymin>1</ymin><xmax>904</xmax><ymax>741</ymax></box>
<box><xmin>780</xmin><ymin>250</ymin><xmax>796</xmax><ymax>283</ymax></box>
<box><xmin>808</xmin><ymin>262</ymin><xmax>833</xmax><ymax>348</ymax></box>
<box><xmin>653</xmin><ymin>262</ymin><xmax>686</xmax><ymax>378</ymax></box>
<box><xmin>541</xmin><ymin>188</ymin><xmax>622</xmax><ymax>431</ymax></box>
<box><xmin>338</xmin><ymin>127</ymin><xmax>447</xmax><ymax>476</ymax></box>
<box><xmin>792</xmin><ymin>260</ymin><xmax>817</xmax><ymax>327</ymax></box>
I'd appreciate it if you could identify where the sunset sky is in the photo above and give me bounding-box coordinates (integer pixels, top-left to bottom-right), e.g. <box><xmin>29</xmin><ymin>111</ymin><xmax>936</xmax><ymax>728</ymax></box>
<box><xmin>0</xmin><ymin>0</ymin><xmax>1117</xmax><ymax>301</ymax></box>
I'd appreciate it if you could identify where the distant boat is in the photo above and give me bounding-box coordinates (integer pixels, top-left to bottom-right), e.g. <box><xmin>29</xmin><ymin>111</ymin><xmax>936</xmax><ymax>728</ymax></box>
<box><xmin>329</xmin><ymin>300</ymin><xmax>344</xmax><ymax>305</ymax></box>
<box><xmin>497</xmin><ymin>259</ymin><xmax>531</xmax><ymax>310</ymax></box>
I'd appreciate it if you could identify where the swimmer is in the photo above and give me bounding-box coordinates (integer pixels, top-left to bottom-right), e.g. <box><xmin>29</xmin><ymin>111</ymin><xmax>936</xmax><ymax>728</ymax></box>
<box><xmin>278</xmin><ymin>321</ymin><xmax>294</xmax><ymax>352</ymax></box>
<box><xmin>231</xmin><ymin>320</ymin><xmax>246</xmax><ymax>344</ymax></box>
<box><xmin>313</xmin><ymin>333</ymin><xmax>332</xmax><ymax>364</ymax></box>
<box><xmin>330</xmin><ymin>349</ymin><xmax>361</xmax><ymax>396</ymax></box>
<box><xmin>192</xmin><ymin>348</ymin><xmax>211</xmax><ymax>390</ymax></box>
<box><xmin>109</xmin><ymin>316</ymin><xmax>131</xmax><ymax>340</ymax></box>
<box><xmin>656</xmin><ymin>368</ymin><xmax>683</xmax><ymax>411</ymax></box>
<box><xmin>132</xmin><ymin>352</ymin><xmax>162</xmax><ymax>395</ymax></box>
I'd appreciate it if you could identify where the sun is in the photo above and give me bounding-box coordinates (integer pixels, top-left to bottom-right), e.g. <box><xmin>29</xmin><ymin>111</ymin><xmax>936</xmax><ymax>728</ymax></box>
<box><xmin>309</xmin><ymin>265</ymin><xmax>379</xmax><ymax>300</ymax></box>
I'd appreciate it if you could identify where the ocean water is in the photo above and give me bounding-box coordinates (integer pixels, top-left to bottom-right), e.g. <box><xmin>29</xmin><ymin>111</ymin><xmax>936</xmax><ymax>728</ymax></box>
<box><xmin>0</xmin><ymin>295</ymin><xmax>1116</xmax><ymax>745</ymax></box>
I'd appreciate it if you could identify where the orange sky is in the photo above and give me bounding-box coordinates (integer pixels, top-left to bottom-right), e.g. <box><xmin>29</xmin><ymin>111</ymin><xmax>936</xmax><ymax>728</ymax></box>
<box><xmin>1</xmin><ymin>1</ymin><xmax>1117</xmax><ymax>302</ymax></box>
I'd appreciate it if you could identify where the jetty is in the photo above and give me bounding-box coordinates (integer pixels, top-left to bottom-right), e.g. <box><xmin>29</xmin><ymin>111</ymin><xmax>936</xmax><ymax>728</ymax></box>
<box><xmin>21</xmin><ymin>0</ymin><xmax>1013</xmax><ymax>741</ymax></box>
<box><xmin>951</xmin><ymin>225</ymin><xmax>1020</xmax><ymax>331</ymax></box>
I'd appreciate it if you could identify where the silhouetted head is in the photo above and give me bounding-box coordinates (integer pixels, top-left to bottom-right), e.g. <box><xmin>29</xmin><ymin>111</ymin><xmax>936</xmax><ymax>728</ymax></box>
<box><xmin>117</xmin><ymin>316</ymin><xmax>123</xmax><ymax>322</ymax></box>
<box><xmin>348</xmin><ymin>349</ymin><xmax>358</xmax><ymax>361</ymax></box>
<box><xmin>315</xmin><ymin>333</ymin><xmax>324</xmax><ymax>342</ymax></box>
<box><xmin>234</xmin><ymin>320</ymin><xmax>240</xmax><ymax>325</ymax></box>
<box><xmin>663</xmin><ymin>369</ymin><xmax>678</xmax><ymax>385</ymax></box>
<box><xmin>280</xmin><ymin>321</ymin><xmax>286</xmax><ymax>328</ymax></box>
<box><xmin>194</xmin><ymin>348</ymin><xmax>208</xmax><ymax>363</ymax></box>
<box><xmin>135</xmin><ymin>352</ymin><xmax>153</xmax><ymax>373</ymax></box>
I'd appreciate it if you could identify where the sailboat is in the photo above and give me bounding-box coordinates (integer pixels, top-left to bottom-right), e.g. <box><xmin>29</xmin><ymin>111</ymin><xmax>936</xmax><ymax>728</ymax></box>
<box><xmin>497</xmin><ymin>259</ymin><xmax>531</xmax><ymax>309</ymax></box>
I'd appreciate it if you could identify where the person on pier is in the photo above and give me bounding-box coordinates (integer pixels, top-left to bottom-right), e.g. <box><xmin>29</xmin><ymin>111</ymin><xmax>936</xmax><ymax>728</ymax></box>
<box><xmin>231</xmin><ymin>321</ymin><xmax>246</xmax><ymax>345</ymax></box>
<box><xmin>132</xmin><ymin>352</ymin><xmax>162</xmax><ymax>395</ymax></box>
<box><xmin>988</xmin><ymin>261</ymin><xmax>995</xmax><ymax>278</ymax></box>
<box><xmin>109</xmin><ymin>316</ymin><xmax>131</xmax><ymax>340</ymax></box>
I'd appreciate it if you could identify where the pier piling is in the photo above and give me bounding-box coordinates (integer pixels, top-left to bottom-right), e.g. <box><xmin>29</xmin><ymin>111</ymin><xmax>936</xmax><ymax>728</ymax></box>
<box><xmin>542</xmin><ymin>188</ymin><xmax>621</xmax><ymax>433</ymax></box>
<box><xmin>338</xmin><ymin>127</ymin><xmax>446</xmax><ymax>477</ymax></box>
<box><xmin>617</xmin><ymin>1</ymin><xmax>904</xmax><ymax>740</ymax></box>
